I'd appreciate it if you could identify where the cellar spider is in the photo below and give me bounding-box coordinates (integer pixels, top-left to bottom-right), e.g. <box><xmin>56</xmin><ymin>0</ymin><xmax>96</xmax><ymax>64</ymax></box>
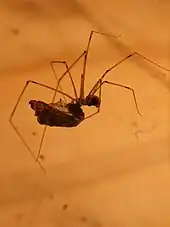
<box><xmin>9</xmin><ymin>31</ymin><xmax>170</xmax><ymax>173</ymax></box>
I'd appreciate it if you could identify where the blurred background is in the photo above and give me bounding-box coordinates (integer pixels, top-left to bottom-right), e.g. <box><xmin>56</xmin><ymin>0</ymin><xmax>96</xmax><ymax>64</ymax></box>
<box><xmin>1</xmin><ymin>0</ymin><xmax>170</xmax><ymax>226</ymax></box>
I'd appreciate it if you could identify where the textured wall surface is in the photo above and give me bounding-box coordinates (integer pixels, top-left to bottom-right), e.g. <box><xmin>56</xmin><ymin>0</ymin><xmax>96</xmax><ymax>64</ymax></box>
<box><xmin>1</xmin><ymin>1</ymin><xmax>170</xmax><ymax>226</ymax></box>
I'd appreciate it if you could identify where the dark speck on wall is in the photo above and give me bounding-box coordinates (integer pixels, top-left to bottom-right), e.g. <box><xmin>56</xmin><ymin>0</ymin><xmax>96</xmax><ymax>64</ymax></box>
<box><xmin>15</xmin><ymin>213</ymin><xmax>24</xmax><ymax>221</ymax></box>
<box><xmin>62</xmin><ymin>204</ymin><xmax>68</xmax><ymax>210</ymax></box>
<box><xmin>81</xmin><ymin>216</ymin><xmax>88</xmax><ymax>223</ymax></box>
<box><xmin>10</xmin><ymin>28</ymin><xmax>20</xmax><ymax>36</ymax></box>
<box><xmin>32</xmin><ymin>131</ymin><xmax>37</xmax><ymax>136</ymax></box>
<box><xmin>39</xmin><ymin>154</ymin><xmax>45</xmax><ymax>160</ymax></box>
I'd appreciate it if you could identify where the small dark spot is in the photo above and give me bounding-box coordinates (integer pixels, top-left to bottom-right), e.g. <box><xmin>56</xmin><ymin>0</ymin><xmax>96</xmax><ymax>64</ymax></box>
<box><xmin>48</xmin><ymin>193</ymin><xmax>54</xmax><ymax>200</ymax></box>
<box><xmin>81</xmin><ymin>216</ymin><xmax>88</xmax><ymax>223</ymax></box>
<box><xmin>131</xmin><ymin>121</ymin><xmax>138</xmax><ymax>128</ymax></box>
<box><xmin>10</xmin><ymin>28</ymin><xmax>20</xmax><ymax>36</ymax></box>
<box><xmin>32</xmin><ymin>131</ymin><xmax>37</xmax><ymax>136</ymax></box>
<box><xmin>15</xmin><ymin>213</ymin><xmax>24</xmax><ymax>221</ymax></box>
<box><xmin>39</xmin><ymin>154</ymin><xmax>45</xmax><ymax>160</ymax></box>
<box><xmin>62</xmin><ymin>204</ymin><xmax>68</xmax><ymax>210</ymax></box>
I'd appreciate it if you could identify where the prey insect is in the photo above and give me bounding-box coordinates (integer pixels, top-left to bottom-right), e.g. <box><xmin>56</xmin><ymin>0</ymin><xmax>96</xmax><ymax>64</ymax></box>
<box><xmin>9</xmin><ymin>30</ymin><xmax>170</xmax><ymax>173</ymax></box>
<box><xmin>29</xmin><ymin>99</ymin><xmax>85</xmax><ymax>128</ymax></box>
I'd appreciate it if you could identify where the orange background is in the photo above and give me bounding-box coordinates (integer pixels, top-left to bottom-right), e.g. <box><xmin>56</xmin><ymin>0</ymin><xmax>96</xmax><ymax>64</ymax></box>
<box><xmin>1</xmin><ymin>1</ymin><xmax>170</xmax><ymax>226</ymax></box>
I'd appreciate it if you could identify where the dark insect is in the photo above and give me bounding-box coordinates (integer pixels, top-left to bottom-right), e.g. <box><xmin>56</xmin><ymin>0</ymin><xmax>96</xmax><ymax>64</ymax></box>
<box><xmin>9</xmin><ymin>30</ymin><xmax>170</xmax><ymax>173</ymax></box>
<box><xmin>29</xmin><ymin>99</ymin><xmax>85</xmax><ymax>127</ymax></box>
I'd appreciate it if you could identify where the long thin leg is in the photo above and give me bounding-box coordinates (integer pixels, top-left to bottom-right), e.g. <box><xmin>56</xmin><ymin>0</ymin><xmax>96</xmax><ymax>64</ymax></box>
<box><xmin>29</xmin><ymin>80</ymin><xmax>75</xmax><ymax>162</ymax></box>
<box><xmin>50</xmin><ymin>60</ymin><xmax>78</xmax><ymax>100</ymax></box>
<box><xmin>92</xmin><ymin>80</ymin><xmax>142</xmax><ymax>116</ymax></box>
<box><xmin>9</xmin><ymin>80</ymin><xmax>75</xmax><ymax>171</ymax></box>
<box><xmin>80</xmin><ymin>30</ymin><xmax>120</xmax><ymax>102</ymax></box>
<box><xmin>10</xmin><ymin>80</ymin><xmax>75</xmax><ymax>122</ymax></box>
<box><xmin>36</xmin><ymin>61</ymin><xmax>76</xmax><ymax>164</ymax></box>
<box><xmin>52</xmin><ymin>51</ymin><xmax>86</xmax><ymax>103</ymax></box>
<box><xmin>35</xmin><ymin>52</ymin><xmax>87</xmax><ymax>162</ymax></box>
<box><xmin>88</xmin><ymin>52</ymin><xmax>170</xmax><ymax>97</ymax></box>
<box><xmin>10</xmin><ymin>120</ymin><xmax>46</xmax><ymax>174</ymax></box>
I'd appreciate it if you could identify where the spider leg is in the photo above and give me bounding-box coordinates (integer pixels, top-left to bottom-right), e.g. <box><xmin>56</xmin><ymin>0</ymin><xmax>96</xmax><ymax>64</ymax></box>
<box><xmin>92</xmin><ymin>80</ymin><xmax>142</xmax><ymax>116</ymax></box>
<box><xmin>39</xmin><ymin>60</ymin><xmax>80</xmax><ymax>164</ymax></box>
<box><xmin>34</xmin><ymin>53</ymin><xmax>86</xmax><ymax>162</ymax></box>
<box><xmin>36</xmin><ymin>53</ymin><xmax>87</xmax><ymax>162</ymax></box>
<box><xmin>35</xmin><ymin>56</ymin><xmax>85</xmax><ymax>162</ymax></box>
<box><xmin>10</xmin><ymin>80</ymin><xmax>75</xmax><ymax>123</ymax></box>
<box><xmin>37</xmin><ymin>60</ymin><xmax>78</xmax><ymax>165</ymax></box>
<box><xmin>80</xmin><ymin>30</ymin><xmax>120</xmax><ymax>103</ymax></box>
<box><xmin>9</xmin><ymin>80</ymin><xmax>76</xmax><ymax>172</ymax></box>
<box><xmin>50</xmin><ymin>61</ymin><xmax>67</xmax><ymax>103</ymax></box>
<box><xmin>51</xmin><ymin>51</ymin><xmax>86</xmax><ymax>104</ymax></box>
<box><xmin>37</xmin><ymin>125</ymin><xmax>47</xmax><ymax>162</ymax></box>
<box><xmin>88</xmin><ymin>55</ymin><xmax>132</xmax><ymax>97</ymax></box>
<box><xmin>130</xmin><ymin>52</ymin><xmax>170</xmax><ymax>71</ymax></box>
<box><xmin>88</xmin><ymin>51</ymin><xmax>170</xmax><ymax>97</ymax></box>
<box><xmin>9</xmin><ymin>120</ymin><xmax>46</xmax><ymax>174</ymax></box>
<box><xmin>50</xmin><ymin>60</ymin><xmax>79</xmax><ymax>102</ymax></box>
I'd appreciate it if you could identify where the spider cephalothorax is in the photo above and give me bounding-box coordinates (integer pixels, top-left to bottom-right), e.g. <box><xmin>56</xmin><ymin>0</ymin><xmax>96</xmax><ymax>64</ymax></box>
<box><xmin>75</xmin><ymin>95</ymin><xmax>101</xmax><ymax>108</ymax></box>
<box><xmin>84</xmin><ymin>95</ymin><xmax>101</xmax><ymax>108</ymax></box>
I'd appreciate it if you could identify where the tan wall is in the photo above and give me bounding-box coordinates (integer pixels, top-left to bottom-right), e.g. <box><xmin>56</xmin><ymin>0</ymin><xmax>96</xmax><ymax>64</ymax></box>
<box><xmin>1</xmin><ymin>1</ymin><xmax>170</xmax><ymax>226</ymax></box>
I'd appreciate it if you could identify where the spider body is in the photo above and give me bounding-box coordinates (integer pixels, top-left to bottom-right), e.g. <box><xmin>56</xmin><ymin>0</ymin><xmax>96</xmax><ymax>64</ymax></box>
<box><xmin>76</xmin><ymin>95</ymin><xmax>101</xmax><ymax>108</ymax></box>
<box><xmin>29</xmin><ymin>99</ymin><xmax>85</xmax><ymax>127</ymax></box>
